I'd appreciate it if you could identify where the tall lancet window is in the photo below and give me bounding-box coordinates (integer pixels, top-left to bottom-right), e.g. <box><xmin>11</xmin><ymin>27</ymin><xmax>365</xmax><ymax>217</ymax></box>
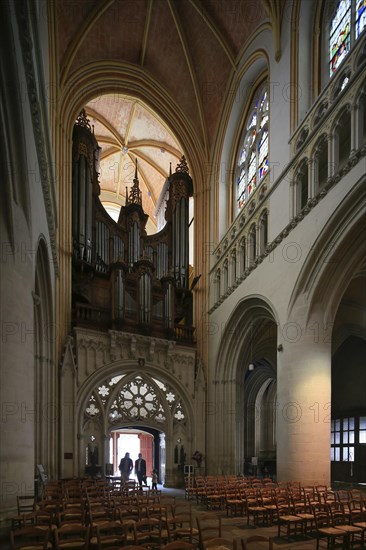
<box><xmin>356</xmin><ymin>0</ymin><xmax>366</xmax><ymax>37</ymax></box>
<box><xmin>329</xmin><ymin>0</ymin><xmax>366</xmax><ymax>77</ymax></box>
<box><xmin>330</xmin><ymin>0</ymin><xmax>351</xmax><ymax>76</ymax></box>
<box><xmin>236</xmin><ymin>81</ymin><xmax>269</xmax><ymax>212</ymax></box>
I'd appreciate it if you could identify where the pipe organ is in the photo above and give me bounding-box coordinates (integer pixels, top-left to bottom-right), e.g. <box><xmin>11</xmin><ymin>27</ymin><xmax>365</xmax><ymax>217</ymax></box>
<box><xmin>71</xmin><ymin>110</ymin><xmax>195</xmax><ymax>343</ymax></box>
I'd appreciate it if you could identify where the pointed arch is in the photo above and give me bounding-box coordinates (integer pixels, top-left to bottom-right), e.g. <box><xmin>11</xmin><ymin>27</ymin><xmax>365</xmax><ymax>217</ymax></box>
<box><xmin>288</xmin><ymin>175</ymin><xmax>366</xmax><ymax>327</ymax></box>
<box><xmin>74</xmin><ymin>361</ymin><xmax>195</xmax><ymax>477</ymax></box>
<box><xmin>34</xmin><ymin>237</ymin><xmax>56</xmax><ymax>478</ymax></box>
<box><xmin>207</xmin><ymin>296</ymin><xmax>278</xmax><ymax>474</ymax></box>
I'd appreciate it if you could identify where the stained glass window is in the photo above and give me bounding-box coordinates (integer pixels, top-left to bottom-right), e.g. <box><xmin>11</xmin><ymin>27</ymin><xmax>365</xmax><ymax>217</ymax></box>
<box><xmin>356</xmin><ymin>0</ymin><xmax>366</xmax><ymax>37</ymax></box>
<box><xmin>329</xmin><ymin>0</ymin><xmax>351</xmax><ymax>76</ymax></box>
<box><xmin>329</xmin><ymin>0</ymin><xmax>365</xmax><ymax>77</ymax></box>
<box><xmin>236</xmin><ymin>83</ymin><xmax>269</xmax><ymax>210</ymax></box>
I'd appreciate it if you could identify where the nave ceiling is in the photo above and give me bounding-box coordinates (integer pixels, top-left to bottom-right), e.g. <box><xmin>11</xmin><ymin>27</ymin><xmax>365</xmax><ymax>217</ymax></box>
<box><xmin>55</xmin><ymin>0</ymin><xmax>282</xmax><ymax>226</ymax></box>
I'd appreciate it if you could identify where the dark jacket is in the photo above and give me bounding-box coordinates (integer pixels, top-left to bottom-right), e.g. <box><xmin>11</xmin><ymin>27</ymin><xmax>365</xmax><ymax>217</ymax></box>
<box><xmin>119</xmin><ymin>457</ymin><xmax>133</xmax><ymax>473</ymax></box>
<box><xmin>135</xmin><ymin>457</ymin><xmax>147</xmax><ymax>475</ymax></box>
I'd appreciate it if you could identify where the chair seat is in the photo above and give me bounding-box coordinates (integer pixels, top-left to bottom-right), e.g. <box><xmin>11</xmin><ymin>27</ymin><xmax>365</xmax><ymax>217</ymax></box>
<box><xmin>57</xmin><ymin>543</ymin><xmax>85</xmax><ymax>550</ymax></box>
<box><xmin>176</xmin><ymin>527</ymin><xmax>199</xmax><ymax>536</ymax></box>
<box><xmin>279</xmin><ymin>514</ymin><xmax>301</xmax><ymax>521</ymax></box>
<box><xmin>318</xmin><ymin>527</ymin><xmax>347</xmax><ymax>536</ymax></box>
<box><xmin>334</xmin><ymin>524</ymin><xmax>363</xmax><ymax>534</ymax></box>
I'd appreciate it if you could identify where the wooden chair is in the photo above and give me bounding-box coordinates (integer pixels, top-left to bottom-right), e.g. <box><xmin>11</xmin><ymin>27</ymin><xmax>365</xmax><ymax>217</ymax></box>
<box><xmin>312</xmin><ymin>504</ymin><xmax>348</xmax><ymax>550</ymax></box>
<box><xmin>134</xmin><ymin>517</ymin><xmax>162</xmax><ymax>548</ymax></box>
<box><xmin>160</xmin><ymin>495</ymin><xmax>176</xmax><ymax>516</ymax></box>
<box><xmin>116</xmin><ymin>502</ymin><xmax>141</xmax><ymax>523</ymax></box>
<box><xmin>162</xmin><ymin>542</ymin><xmax>195</xmax><ymax>550</ymax></box>
<box><xmin>288</xmin><ymin>494</ymin><xmax>314</xmax><ymax>536</ymax></box>
<box><xmin>246</xmin><ymin>494</ymin><xmax>268</xmax><ymax>527</ymax></box>
<box><xmin>203</xmin><ymin>536</ymin><xmax>233</xmax><ymax>550</ymax></box>
<box><xmin>196</xmin><ymin>513</ymin><xmax>222</xmax><ymax>549</ymax></box>
<box><xmin>172</xmin><ymin>503</ymin><xmax>199</xmax><ymax>546</ymax></box>
<box><xmin>58</xmin><ymin>507</ymin><xmax>86</xmax><ymax>526</ymax></box>
<box><xmin>234</xmin><ymin>535</ymin><xmax>273</xmax><ymax>550</ymax></box>
<box><xmin>28</xmin><ymin>509</ymin><xmax>57</xmax><ymax>538</ymax></box>
<box><xmin>225</xmin><ymin>487</ymin><xmax>245</xmax><ymax>517</ymax></box>
<box><xmin>37</xmin><ymin>498</ymin><xmax>64</xmax><ymax>518</ymax></box>
<box><xmin>275</xmin><ymin>495</ymin><xmax>303</xmax><ymax>539</ymax></box>
<box><xmin>350</xmin><ymin>503</ymin><xmax>366</xmax><ymax>548</ymax></box>
<box><xmin>10</xmin><ymin>526</ymin><xmax>51</xmax><ymax>550</ymax></box>
<box><xmin>54</xmin><ymin>524</ymin><xmax>90</xmax><ymax>550</ymax></box>
<box><xmin>120</xmin><ymin>519</ymin><xmax>138</xmax><ymax>546</ymax></box>
<box><xmin>95</xmin><ymin>520</ymin><xmax>126</xmax><ymax>550</ymax></box>
<box><xmin>10</xmin><ymin>495</ymin><xmax>36</xmax><ymax>529</ymax></box>
<box><xmin>88</xmin><ymin>504</ymin><xmax>113</xmax><ymax>528</ymax></box>
<box><xmin>329</xmin><ymin>501</ymin><xmax>364</xmax><ymax>548</ymax></box>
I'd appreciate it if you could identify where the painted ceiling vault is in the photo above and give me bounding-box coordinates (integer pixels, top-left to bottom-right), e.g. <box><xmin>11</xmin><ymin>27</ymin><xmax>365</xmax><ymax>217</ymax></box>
<box><xmin>56</xmin><ymin>0</ymin><xmax>282</xmax><ymax>229</ymax></box>
<box><xmin>85</xmin><ymin>95</ymin><xmax>182</xmax><ymax>230</ymax></box>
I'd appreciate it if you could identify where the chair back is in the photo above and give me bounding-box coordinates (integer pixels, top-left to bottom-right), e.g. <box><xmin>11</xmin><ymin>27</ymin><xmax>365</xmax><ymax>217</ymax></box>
<box><xmin>196</xmin><ymin>512</ymin><xmax>222</xmax><ymax>546</ymax></box>
<box><xmin>10</xmin><ymin>526</ymin><xmax>51</xmax><ymax>550</ymax></box>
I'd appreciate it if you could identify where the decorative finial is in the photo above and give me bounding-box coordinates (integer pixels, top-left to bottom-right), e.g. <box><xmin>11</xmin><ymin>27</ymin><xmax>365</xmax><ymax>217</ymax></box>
<box><xmin>75</xmin><ymin>109</ymin><xmax>92</xmax><ymax>130</ymax></box>
<box><xmin>176</xmin><ymin>155</ymin><xmax>189</xmax><ymax>174</ymax></box>
<box><xmin>126</xmin><ymin>159</ymin><xmax>142</xmax><ymax>206</ymax></box>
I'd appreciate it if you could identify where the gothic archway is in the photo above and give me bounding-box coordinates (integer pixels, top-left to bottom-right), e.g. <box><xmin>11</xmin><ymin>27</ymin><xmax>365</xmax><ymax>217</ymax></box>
<box><xmin>209</xmin><ymin>296</ymin><xmax>278</xmax><ymax>475</ymax></box>
<box><xmin>60</xmin><ymin>316</ymin><xmax>202</xmax><ymax>483</ymax></box>
<box><xmin>70</xmin><ymin>358</ymin><xmax>196</xmax><ymax>486</ymax></box>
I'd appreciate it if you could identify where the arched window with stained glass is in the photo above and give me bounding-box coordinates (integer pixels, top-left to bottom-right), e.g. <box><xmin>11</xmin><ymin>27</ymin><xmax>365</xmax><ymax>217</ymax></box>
<box><xmin>236</xmin><ymin>81</ymin><xmax>269</xmax><ymax>212</ymax></box>
<box><xmin>329</xmin><ymin>0</ymin><xmax>366</xmax><ymax>77</ymax></box>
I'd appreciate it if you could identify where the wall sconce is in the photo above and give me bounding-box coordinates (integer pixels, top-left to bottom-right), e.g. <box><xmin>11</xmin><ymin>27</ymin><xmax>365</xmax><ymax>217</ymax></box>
<box><xmin>277</xmin><ymin>344</ymin><xmax>283</xmax><ymax>352</ymax></box>
<box><xmin>248</xmin><ymin>363</ymin><xmax>255</xmax><ymax>371</ymax></box>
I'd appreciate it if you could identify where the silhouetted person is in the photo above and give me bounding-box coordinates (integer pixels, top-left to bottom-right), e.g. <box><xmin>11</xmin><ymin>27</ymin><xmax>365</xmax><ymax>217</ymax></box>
<box><xmin>135</xmin><ymin>452</ymin><xmax>147</xmax><ymax>488</ymax></box>
<box><xmin>119</xmin><ymin>452</ymin><xmax>133</xmax><ymax>481</ymax></box>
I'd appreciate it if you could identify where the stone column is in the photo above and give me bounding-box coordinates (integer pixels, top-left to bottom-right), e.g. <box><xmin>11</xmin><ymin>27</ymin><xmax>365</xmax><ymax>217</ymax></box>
<box><xmin>328</xmin><ymin>131</ymin><xmax>336</xmax><ymax>178</ymax></box>
<box><xmin>308</xmin><ymin>158</ymin><xmax>315</xmax><ymax>198</ymax></box>
<box><xmin>103</xmin><ymin>434</ymin><xmax>110</xmax><ymax>476</ymax></box>
<box><xmin>290</xmin><ymin>179</ymin><xmax>296</xmax><ymax>218</ymax></box>
<box><xmin>209</xmin><ymin>378</ymin><xmax>244</xmax><ymax>475</ymax></box>
<box><xmin>276</xmin><ymin>313</ymin><xmax>332</xmax><ymax>485</ymax></box>
<box><xmin>159</xmin><ymin>433</ymin><xmax>166</xmax><ymax>485</ymax></box>
<box><xmin>351</xmin><ymin>102</ymin><xmax>360</xmax><ymax>153</ymax></box>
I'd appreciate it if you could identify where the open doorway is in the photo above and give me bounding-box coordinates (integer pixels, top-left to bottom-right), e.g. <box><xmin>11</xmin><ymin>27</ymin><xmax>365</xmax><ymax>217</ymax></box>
<box><xmin>109</xmin><ymin>427</ymin><xmax>166</xmax><ymax>485</ymax></box>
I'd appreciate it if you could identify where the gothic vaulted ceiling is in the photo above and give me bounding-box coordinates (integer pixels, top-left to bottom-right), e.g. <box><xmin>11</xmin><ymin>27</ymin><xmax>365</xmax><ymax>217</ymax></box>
<box><xmin>56</xmin><ymin>0</ymin><xmax>280</xmax><ymax>230</ymax></box>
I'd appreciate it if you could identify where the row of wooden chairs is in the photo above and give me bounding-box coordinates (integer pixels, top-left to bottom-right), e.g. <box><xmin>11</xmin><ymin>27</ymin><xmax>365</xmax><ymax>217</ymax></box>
<box><xmin>9</xmin><ymin>488</ymin><xmax>170</xmax><ymax>530</ymax></box>
<box><xmin>9</xmin><ymin>509</ymin><xmax>225</xmax><ymax>550</ymax></box>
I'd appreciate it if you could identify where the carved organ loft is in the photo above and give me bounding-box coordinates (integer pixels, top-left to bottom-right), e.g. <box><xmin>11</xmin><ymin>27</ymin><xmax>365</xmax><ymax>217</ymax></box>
<box><xmin>71</xmin><ymin>110</ymin><xmax>195</xmax><ymax>344</ymax></box>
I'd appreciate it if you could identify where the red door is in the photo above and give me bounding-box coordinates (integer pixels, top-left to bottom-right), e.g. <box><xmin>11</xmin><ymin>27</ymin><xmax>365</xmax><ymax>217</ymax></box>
<box><xmin>139</xmin><ymin>433</ymin><xmax>153</xmax><ymax>476</ymax></box>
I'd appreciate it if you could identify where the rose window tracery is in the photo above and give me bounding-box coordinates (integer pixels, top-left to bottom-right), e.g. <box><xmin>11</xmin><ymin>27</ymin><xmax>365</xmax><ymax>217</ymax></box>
<box><xmin>84</xmin><ymin>373</ymin><xmax>186</xmax><ymax>427</ymax></box>
<box><xmin>109</xmin><ymin>376</ymin><xmax>166</xmax><ymax>424</ymax></box>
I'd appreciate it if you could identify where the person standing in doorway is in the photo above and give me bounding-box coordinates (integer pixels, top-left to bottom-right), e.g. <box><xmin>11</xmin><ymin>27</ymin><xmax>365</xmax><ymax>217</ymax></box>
<box><xmin>151</xmin><ymin>468</ymin><xmax>158</xmax><ymax>490</ymax></box>
<box><xmin>119</xmin><ymin>452</ymin><xmax>133</xmax><ymax>481</ymax></box>
<box><xmin>135</xmin><ymin>452</ymin><xmax>147</xmax><ymax>488</ymax></box>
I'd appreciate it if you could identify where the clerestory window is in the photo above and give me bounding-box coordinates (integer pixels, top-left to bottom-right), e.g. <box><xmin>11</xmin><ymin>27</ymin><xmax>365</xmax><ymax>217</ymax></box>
<box><xmin>235</xmin><ymin>81</ymin><xmax>269</xmax><ymax>212</ymax></box>
<box><xmin>329</xmin><ymin>0</ymin><xmax>366</xmax><ymax>77</ymax></box>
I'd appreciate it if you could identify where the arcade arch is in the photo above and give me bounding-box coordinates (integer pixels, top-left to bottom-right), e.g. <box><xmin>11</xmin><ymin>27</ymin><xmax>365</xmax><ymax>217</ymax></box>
<box><xmin>71</xmin><ymin>362</ymin><xmax>196</xmax><ymax>486</ymax></box>
<box><xmin>209</xmin><ymin>297</ymin><xmax>278</xmax><ymax>476</ymax></box>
